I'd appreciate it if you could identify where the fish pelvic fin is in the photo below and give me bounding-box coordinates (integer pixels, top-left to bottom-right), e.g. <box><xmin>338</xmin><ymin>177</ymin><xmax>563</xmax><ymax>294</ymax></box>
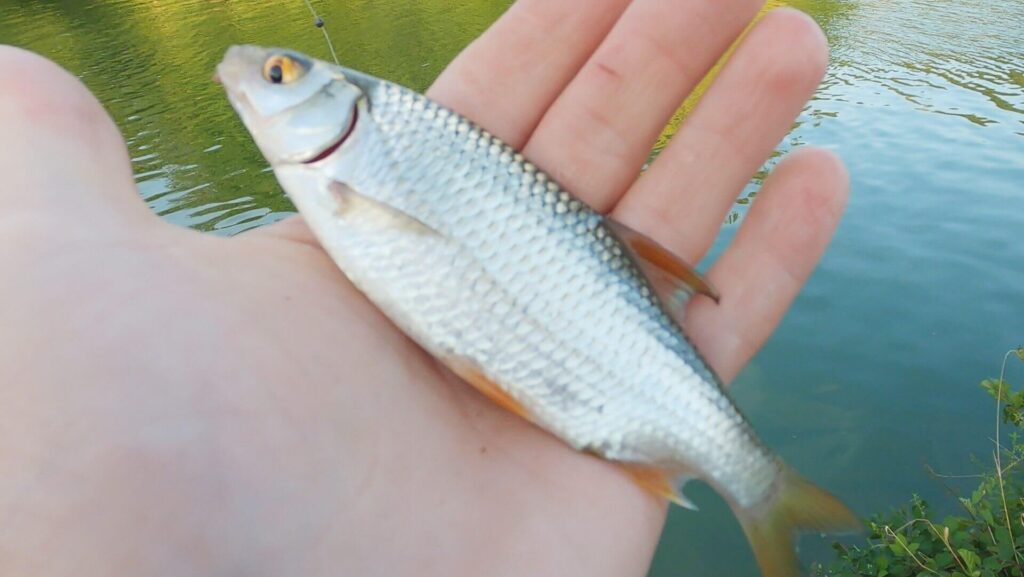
<box><xmin>738</xmin><ymin>466</ymin><xmax>861</xmax><ymax>577</ymax></box>
<box><xmin>618</xmin><ymin>463</ymin><xmax>698</xmax><ymax>510</ymax></box>
<box><xmin>604</xmin><ymin>218</ymin><xmax>720</xmax><ymax>310</ymax></box>
<box><xmin>444</xmin><ymin>356</ymin><xmax>532</xmax><ymax>421</ymax></box>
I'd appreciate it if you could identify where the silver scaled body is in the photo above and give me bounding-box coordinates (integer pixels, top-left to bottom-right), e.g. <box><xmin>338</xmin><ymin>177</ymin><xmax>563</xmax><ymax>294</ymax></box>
<box><xmin>277</xmin><ymin>72</ymin><xmax>781</xmax><ymax>510</ymax></box>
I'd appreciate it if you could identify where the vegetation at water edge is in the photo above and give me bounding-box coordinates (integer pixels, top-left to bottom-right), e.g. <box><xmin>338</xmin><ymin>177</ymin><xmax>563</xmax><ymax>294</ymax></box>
<box><xmin>817</xmin><ymin>348</ymin><xmax>1024</xmax><ymax>577</ymax></box>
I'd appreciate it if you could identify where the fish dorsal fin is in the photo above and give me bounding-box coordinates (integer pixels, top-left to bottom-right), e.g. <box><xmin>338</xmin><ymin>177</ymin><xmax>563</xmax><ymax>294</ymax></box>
<box><xmin>605</xmin><ymin>218</ymin><xmax>720</xmax><ymax>313</ymax></box>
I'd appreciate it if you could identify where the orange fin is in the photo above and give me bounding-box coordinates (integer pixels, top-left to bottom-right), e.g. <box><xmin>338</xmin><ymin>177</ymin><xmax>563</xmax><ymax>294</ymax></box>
<box><xmin>736</xmin><ymin>465</ymin><xmax>861</xmax><ymax>577</ymax></box>
<box><xmin>619</xmin><ymin>464</ymin><xmax>698</xmax><ymax>510</ymax></box>
<box><xmin>605</xmin><ymin>218</ymin><xmax>720</xmax><ymax>306</ymax></box>
<box><xmin>446</xmin><ymin>358</ymin><xmax>531</xmax><ymax>420</ymax></box>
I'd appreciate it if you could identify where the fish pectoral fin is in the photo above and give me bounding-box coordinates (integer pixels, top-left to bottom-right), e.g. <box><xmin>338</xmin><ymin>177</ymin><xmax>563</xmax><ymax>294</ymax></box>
<box><xmin>618</xmin><ymin>463</ymin><xmax>698</xmax><ymax>510</ymax></box>
<box><xmin>605</xmin><ymin>218</ymin><xmax>720</xmax><ymax>310</ymax></box>
<box><xmin>328</xmin><ymin>181</ymin><xmax>440</xmax><ymax>236</ymax></box>
<box><xmin>444</xmin><ymin>357</ymin><xmax>532</xmax><ymax>421</ymax></box>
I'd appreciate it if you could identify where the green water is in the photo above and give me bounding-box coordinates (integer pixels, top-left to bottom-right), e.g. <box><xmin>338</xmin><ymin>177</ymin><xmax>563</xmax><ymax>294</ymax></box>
<box><xmin>2</xmin><ymin>0</ymin><xmax>1023</xmax><ymax>574</ymax></box>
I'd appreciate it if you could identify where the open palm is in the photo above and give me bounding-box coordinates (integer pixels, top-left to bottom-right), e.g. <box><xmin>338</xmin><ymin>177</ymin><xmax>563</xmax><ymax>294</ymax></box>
<box><xmin>0</xmin><ymin>1</ymin><xmax>846</xmax><ymax>575</ymax></box>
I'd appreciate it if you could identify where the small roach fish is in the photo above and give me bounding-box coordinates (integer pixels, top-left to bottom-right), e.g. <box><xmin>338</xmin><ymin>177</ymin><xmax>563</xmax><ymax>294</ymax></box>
<box><xmin>217</xmin><ymin>45</ymin><xmax>858</xmax><ymax>576</ymax></box>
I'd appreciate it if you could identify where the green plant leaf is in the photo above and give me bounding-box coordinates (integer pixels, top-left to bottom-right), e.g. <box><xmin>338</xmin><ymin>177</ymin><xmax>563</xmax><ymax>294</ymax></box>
<box><xmin>958</xmin><ymin>548</ymin><xmax>980</xmax><ymax>571</ymax></box>
<box><xmin>995</xmin><ymin>537</ymin><xmax>1013</xmax><ymax>561</ymax></box>
<box><xmin>982</xmin><ymin>379</ymin><xmax>1009</xmax><ymax>401</ymax></box>
<box><xmin>981</xmin><ymin>555</ymin><xmax>1003</xmax><ymax>572</ymax></box>
<box><xmin>959</xmin><ymin>498</ymin><xmax>976</xmax><ymax>516</ymax></box>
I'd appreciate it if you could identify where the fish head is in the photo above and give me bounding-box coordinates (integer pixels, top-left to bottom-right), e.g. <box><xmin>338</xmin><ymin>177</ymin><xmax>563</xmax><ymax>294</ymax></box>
<box><xmin>216</xmin><ymin>45</ymin><xmax>361</xmax><ymax>166</ymax></box>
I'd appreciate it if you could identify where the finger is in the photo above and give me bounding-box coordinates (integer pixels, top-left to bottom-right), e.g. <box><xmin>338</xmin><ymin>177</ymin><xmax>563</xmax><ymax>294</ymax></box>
<box><xmin>427</xmin><ymin>0</ymin><xmax>631</xmax><ymax>148</ymax></box>
<box><xmin>0</xmin><ymin>46</ymin><xmax>154</xmax><ymax>226</ymax></box>
<box><xmin>614</xmin><ymin>9</ymin><xmax>829</xmax><ymax>261</ymax></box>
<box><xmin>685</xmin><ymin>147</ymin><xmax>849</xmax><ymax>383</ymax></box>
<box><xmin>522</xmin><ymin>0</ymin><xmax>763</xmax><ymax>211</ymax></box>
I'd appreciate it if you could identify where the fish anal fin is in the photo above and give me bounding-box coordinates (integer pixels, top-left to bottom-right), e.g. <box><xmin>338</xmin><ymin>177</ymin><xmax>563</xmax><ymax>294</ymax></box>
<box><xmin>328</xmin><ymin>181</ymin><xmax>440</xmax><ymax>236</ymax></box>
<box><xmin>445</xmin><ymin>357</ymin><xmax>531</xmax><ymax>421</ymax></box>
<box><xmin>605</xmin><ymin>218</ymin><xmax>720</xmax><ymax>305</ymax></box>
<box><xmin>618</xmin><ymin>463</ymin><xmax>698</xmax><ymax>510</ymax></box>
<box><xmin>737</xmin><ymin>466</ymin><xmax>861</xmax><ymax>577</ymax></box>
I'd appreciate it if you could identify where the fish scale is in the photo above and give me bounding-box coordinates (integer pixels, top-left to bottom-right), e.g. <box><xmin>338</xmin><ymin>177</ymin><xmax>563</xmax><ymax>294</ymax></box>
<box><xmin>340</xmin><ymin>76</ymin><xmax>781</xmax><ymax>506</ymax></box>
<box><xmin>373</xmin><ymin>86</ymin><xmax>757</xmax><ymax>486</ymax></box>
<box><xmin>219</xmin><ymin>45</ymin><xmax>859</xmax><ymax>577</ymax></box>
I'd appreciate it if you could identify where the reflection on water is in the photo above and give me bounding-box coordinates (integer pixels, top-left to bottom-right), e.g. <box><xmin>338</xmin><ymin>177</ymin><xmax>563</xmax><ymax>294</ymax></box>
<box><xmin>0</xmin><ymin>0</ymin><xmax>511</xmax><ymax>234</ymax></box>
<box><xmin>2</xmin><ymin>0</ymin><xmax>1023</xmax><ymax>575</ymax></box>
<box><xmin>816</xmin><ymin>0</ymin><xmax>1024</xmax><ymax>126</ymax></box>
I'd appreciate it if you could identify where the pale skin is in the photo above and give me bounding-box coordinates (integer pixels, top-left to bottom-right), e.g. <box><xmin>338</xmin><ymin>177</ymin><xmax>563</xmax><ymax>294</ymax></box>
<box><xmin>0</xmin><ymin>1</ymin><xmax>847</xmax><ymax>575</ymax></box>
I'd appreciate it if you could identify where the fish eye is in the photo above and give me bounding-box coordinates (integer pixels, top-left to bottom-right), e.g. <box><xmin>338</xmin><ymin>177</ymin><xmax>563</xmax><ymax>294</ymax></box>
<box><xmin>262</xmin><ymin>54</ymin><xmax>306</xmax><ymax>85</ymax></box>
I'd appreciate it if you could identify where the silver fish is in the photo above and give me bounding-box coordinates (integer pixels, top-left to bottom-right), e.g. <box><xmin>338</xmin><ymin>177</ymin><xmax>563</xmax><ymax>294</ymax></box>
<box><xmin>217</xmin><ymin>45</ymin><xmax>858</xmax><ymax>576</ymax></box>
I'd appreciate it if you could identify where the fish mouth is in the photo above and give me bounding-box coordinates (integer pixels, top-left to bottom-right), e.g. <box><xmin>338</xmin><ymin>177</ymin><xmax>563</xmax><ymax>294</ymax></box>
<box><xmin>303</xmin><ymin>108</ymin><xmax>357</xmax><ymax>164</ymax></box>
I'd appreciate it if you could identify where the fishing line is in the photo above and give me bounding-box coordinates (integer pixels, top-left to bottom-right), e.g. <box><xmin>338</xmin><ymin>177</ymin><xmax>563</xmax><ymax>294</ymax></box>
<box><xmin>302</xmin><ymin>0</ymin><xmax>339</xmax><ymax>65</ymax></box>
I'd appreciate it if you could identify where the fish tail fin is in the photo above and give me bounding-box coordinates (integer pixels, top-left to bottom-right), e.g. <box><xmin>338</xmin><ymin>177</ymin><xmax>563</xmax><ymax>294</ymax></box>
<box><xmin>736</xmin><ymin>466</ymin><xmax>861</xmax><ymax>577</ymax></box>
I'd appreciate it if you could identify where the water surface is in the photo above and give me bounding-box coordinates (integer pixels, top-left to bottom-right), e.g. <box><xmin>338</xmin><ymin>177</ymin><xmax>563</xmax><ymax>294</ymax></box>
<box><xmin>2</xmin><ymin>1</ymin><xmax>1022</xmax><ymax>575</ymax></box>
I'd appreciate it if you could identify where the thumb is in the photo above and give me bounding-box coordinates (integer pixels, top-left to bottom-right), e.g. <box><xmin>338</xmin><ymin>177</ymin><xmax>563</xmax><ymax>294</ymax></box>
<box><xmin>0</xmin><ymin>46</ymin><xmax>161</xmax><ymax>229</ymax></box>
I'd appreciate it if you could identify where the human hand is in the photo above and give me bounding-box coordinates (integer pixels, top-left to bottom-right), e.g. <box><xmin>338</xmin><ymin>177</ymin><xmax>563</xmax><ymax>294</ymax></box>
<box><xmin>0</xmin><ymin>1</ymin><xmax>845</xmax><ymax>576</ymax></box>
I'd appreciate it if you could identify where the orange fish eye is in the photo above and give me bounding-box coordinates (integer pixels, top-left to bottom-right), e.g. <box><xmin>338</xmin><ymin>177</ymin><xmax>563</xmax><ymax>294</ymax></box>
<box><xmin>262</xmin><ymin>54</ymin><xmax>305</xmax><ymax>85</ymax></box>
